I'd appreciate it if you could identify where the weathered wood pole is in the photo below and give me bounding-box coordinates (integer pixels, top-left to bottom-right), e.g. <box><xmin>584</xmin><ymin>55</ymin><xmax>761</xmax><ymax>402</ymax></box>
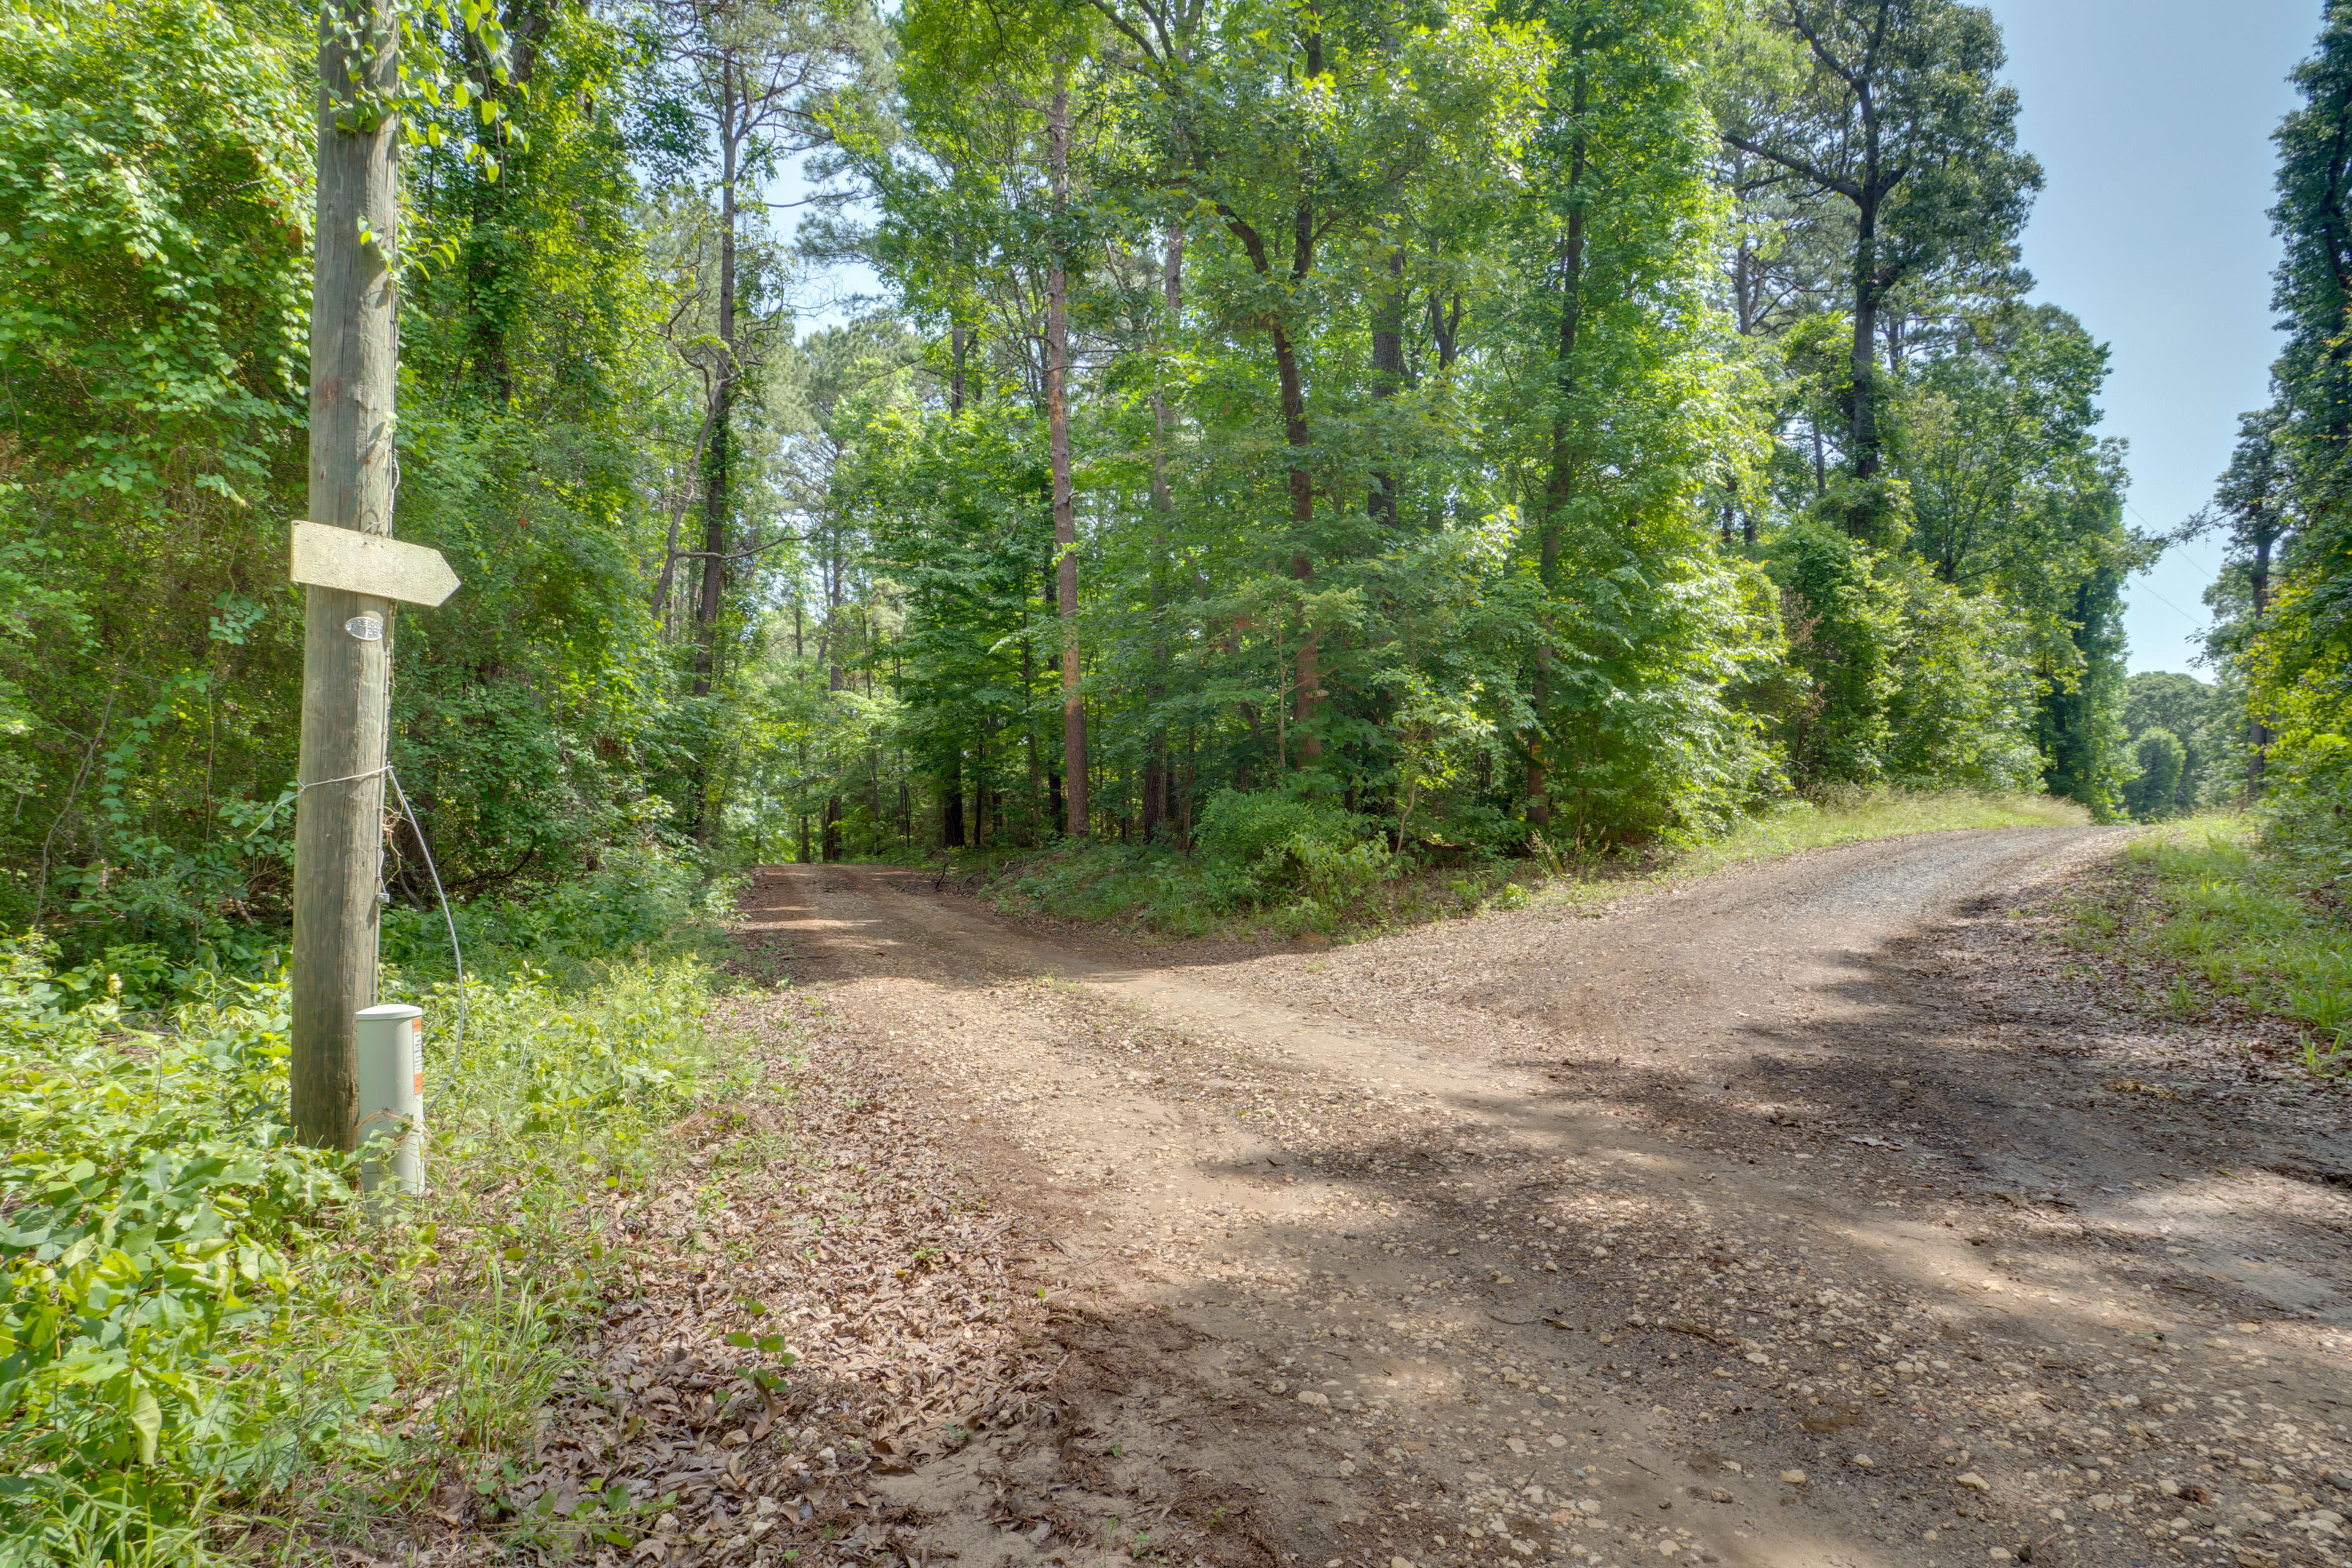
<box><xmin>292</xmin><ymin>0</ymin><xmax>401</xmax><ymax>1150</ymax></box>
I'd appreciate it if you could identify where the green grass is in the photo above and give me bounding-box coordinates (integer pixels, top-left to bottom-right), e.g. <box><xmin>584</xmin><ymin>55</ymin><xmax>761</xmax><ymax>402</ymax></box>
<box><xmin>976</xmin><ymin>788</ymin><xmax>2089</xmax><ymax>943</ymax></box>
<box><xmin>1666</xmin><ymin>789</ymin><xmax>2090</xmax><ymax>880</ymax></box>
<box><xmin>2070</xmin><ymin>813</ymin><xmax>2352</xmax><ymax>1076</ymax></box>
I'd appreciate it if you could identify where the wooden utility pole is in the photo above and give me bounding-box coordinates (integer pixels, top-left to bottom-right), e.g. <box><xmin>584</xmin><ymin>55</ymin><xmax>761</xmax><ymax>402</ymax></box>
<box><xmin>1047</xmin><ymin>58</ymin><xmax>1086</xmax><ymax>839</ymax></box>
<box><xmin>292</xmin><ymin>0</ymin><xmax>402</xmax><ymax>1150</ymax></box>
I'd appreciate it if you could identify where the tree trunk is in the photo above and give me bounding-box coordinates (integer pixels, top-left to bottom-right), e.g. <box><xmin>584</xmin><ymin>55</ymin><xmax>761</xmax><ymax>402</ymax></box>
<box><xmin>1212</xmin><ymin>43</ymin><xmax>1324</xmax><ymax>764</ymax></box>
<box><xmin>1368</xmin><ymin>246</ymin><xmax>1406</xmax><ymax>529</ymax></box>
<box><xmin>1144</xmin><ymin>226</ymin><xmax>1183</xmax><ymax>842</ymax></box>
<box><xmin>1281</xmin><ymin>292</ymin><xmax>1322</xmax><ymax>753</ymax></box>
<box><xmin>685</xmin><ymin>67</ymin><xmax>739</xmax><ymax>851</ymax></box>
<box><xmin>1427</xmin><ymin>290</ymin><xmax>1461</xmax><ymax>371</ymax></box>
<box><xmin>1526</xmin><ymin>56</ymin><xmax>1589</xmax><ymax>831</ymax></box>
<box><xmin>2250</xmin><ymin>529</ymin><xmax>2273</xmax><ymax>793</ymax></box>
<box><xmin>1846</xmin><ymin>108</ymin><xmax>1886</xmax><ymax>486</ymax></box>
<box><xmin>1049</xmin><ymin>60</ymin><xmax>1088</xmax><ymax>838</ymax></box>
<box><xmin>1733</xmin><ymin>235</ymin><xmax>1756</xmax><ymax>336</ymax></box>
<box><xmin>1022</xmin><ymin>614</ymin><xmax>1042</xmax><ymax>842</ymax></box>
<box><xmin>654</xmin><ymin>499</ymin><xmax>684</xmax><ymax>627</ymax></box>
<box><xmin>1275</xmin><ymin>318</ymin><xmax>1319</xmax><ymax>762</ymax></box>
<box><xmin>694</xmin><ymin>73</ymin><xmax>738</xmax><ymax>698</ymax></box>
<box><xmin>292</xmin><ymin>0</ymin><xmax>401</xmax><ymax>1152</ymax></box>
<box><xmin>943</xmin><ymin>746</ymin><xmax>965</xmax><ymax>846</ymax></box>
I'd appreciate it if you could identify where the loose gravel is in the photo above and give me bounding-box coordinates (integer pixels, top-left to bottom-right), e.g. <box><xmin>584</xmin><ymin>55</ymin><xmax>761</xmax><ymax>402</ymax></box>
<box><xmin>513</xmin><ymin>829</ymin><xmax>2351</xmax><ymax>1568</ymax></box>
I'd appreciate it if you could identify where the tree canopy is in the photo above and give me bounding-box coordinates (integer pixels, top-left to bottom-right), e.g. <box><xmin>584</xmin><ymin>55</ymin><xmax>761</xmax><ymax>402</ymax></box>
<box><xmin>0</xmin><ymin>0</ymin><xmax>2163</xmax><ymax>959</ymax></box>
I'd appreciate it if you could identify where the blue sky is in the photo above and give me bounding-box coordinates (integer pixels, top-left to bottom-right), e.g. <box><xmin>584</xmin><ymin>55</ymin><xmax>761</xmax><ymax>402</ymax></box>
<box><xmin>1983</xmin><ymin>0</ymin><xmax>2318</xmax><ymax>675</ymax></box>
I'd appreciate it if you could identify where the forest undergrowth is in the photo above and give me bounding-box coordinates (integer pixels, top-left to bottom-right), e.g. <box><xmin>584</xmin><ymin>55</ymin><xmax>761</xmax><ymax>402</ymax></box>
<box><xmin>2064</xmin><ymin>813</ymin><xmax>2352</xmax><ymax>1079</ymax></box>
<box><xmin>975</xmin><ymin>787</ymin><xmax>2088</xmax><ymax>943</ymax></box>
<box><xmin>0</xmin><ymin>869</ymin><xmax>755</xmax><ymax>1567</ymax></box>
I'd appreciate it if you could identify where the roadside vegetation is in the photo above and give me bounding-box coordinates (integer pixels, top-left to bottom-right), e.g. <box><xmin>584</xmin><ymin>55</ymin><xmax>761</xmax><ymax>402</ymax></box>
<box><xmin>2067</xmin><ymin>813</ymin><xmax>2351</xmax><ymax>1078</ymax></box>
<box><xmin>980</xmin><ymin>786</ymin><xmax>2089</xmax><ymax>942</ymax></box>
<box><xmin>0</xmin><ymin>860</ymin><xmax>749</xmax><ymax>1566</ymax></box>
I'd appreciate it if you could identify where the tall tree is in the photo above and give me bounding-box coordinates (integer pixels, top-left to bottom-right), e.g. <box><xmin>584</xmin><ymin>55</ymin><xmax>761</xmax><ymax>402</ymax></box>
<box><xmin>2188</xmin><ymin>407</ymin><xmax>2296</xmax><ymax>793</ymax></box>
<box><xmin>1713</xmin><ymin>0</ymin><xmax>2039</xmax><ymax>518</ymax></box>
<box><xmin>2254</xmin><ymin>4</ymin><xmax>2352</xmax><ymax>779</ymax></box>
<box><xmin>1047</xmin><ymin>56</ymin><xmax>1089</xmax><ymax>835</ymax></box>
<box><xmin>644</xmin><ymin>0</ymin><xmax>875</xmax><ymax>698</ymax></box>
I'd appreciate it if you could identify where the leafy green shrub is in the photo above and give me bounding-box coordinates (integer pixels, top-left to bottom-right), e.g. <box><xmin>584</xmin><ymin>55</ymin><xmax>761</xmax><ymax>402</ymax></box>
<box><xmin>1193</xmin><ymin>790</ymin><xmax>1390</xmax><ymax>908</ymax></box>
<box><xmin>0</xmin><ymin>935</ymin><xmax>364</xmax><ymax>1542</ymax></box>
<box><xmin>0</xmin><ymin>925</ymin><xmax>726</xmax><ymax>1560</ymax></box>
<box><xmin>2261</xmin><ymin>731</ymin><xmax>2352</xmax><ymax>900</ymax></box>
<box><xmin>1765</xmin><ymin>521</ymin><xmax>1903</xmax><ymax>786</ymax></box>
<box><xmin>1194</xmin><ymin>790</ymin><xmax>1347</xmax><ymax>872</ymax></box>
<box><xmin>383</xmin><ymin>845</ymin><xmax>738</xmax><ymax>984</ymax></box>
<box><xmin>2123</xmin><ymin>728</ymin><xmax>2188</xmax><ymax>822</ymax></box>
<box><xmin>420</xmin><ymin>955</ymin><xmax>715</xmax><ymax>1155</ymax></box>
<box><xmin>1281</xmin><ymin>834</ymin><xmax>1396</xmax><ymax>908</ymax></box>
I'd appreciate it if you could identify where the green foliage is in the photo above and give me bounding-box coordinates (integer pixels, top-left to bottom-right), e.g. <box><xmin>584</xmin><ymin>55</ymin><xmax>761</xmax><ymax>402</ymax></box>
<box><xmin>2249</xmin><ymin>629</ymin><xmax>2352</xmax><ymax>897</ymax></box>
<box><xmin>0</xmin><ymin>920</ymin><xmax>728</xmax><ymax>1559</ymax></box>
<box><xmin>1881</xmin><ymin>563</ymin><xmax>2042</xmax><ymax>792</ymax></box>
<box><xmin>1193</xmin><ymin>789</ymin><xmax>1392</xmax><ymax>908</ymax></box>
<box><xmin>9</xmin><ymin>0</ymin><xmax>2142</xmax><ymax>932</ymax></box>
<box><xmin>2123</xmin><ymin>729</ymin><xmax>2187</xmax><ymax>823</ymax></box>
<box><xmin>1193</xmin><ymin>790</ymin><xmax>1353</xmax><ymax>878</ymax></box>
<box><xmin>1765</xmin><ymin>521</ymin><xmax>1901</xmax><ymax>784</ymax></box>
<box><xmin>0</xmin><ymin>0</ymin><xmax>312</xmax><ymax>949</ymax></box>
<box><xmin>421</xmin><ymin>954</ymin><xmax>716</xmax><ymax>1153</ymax></box>
<box><xmin>2034</xmin><ymin>559</ymin><xmax>2133</xmax><ymax>821</ymax></box>
<box><xmin>1713</xmin><ymin>0</ymin><xmax>2043</xmax><ymax>494</ymax></box>
<box><xmin>0</xmin><ymin>935</ymin><xmax>363</xmax><ymax>1542</ymax></box>
<box><xmin>2122</xmin><ymin>671</ymin><xmax>2220</xmax><ymax>813</ymax></box>
<box><xmin>2181</xmin><ymin>5</ymin><xmax>2352</xmax><ymax>921</ymax></box>
<box><xmin>2269</xmin><ymin>2</ymin><xmax>2352</xmax><ymax>657</ymax></box>
<box><xmin>382</xmin><ymin>845</ymin><xmax>735</xmax><ymax>984</ymax></box>
<box><xmin>0</xmin><ymin>0</ymin><xmax>724</xmax><ymax>962</ymax></box>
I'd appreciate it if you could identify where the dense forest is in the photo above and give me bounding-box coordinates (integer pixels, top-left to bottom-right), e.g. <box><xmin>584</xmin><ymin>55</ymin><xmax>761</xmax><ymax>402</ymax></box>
<box><xmin>1</xmin><ymin>0</ymin><xmax>2343</xmax><ymax>962</ymax></box>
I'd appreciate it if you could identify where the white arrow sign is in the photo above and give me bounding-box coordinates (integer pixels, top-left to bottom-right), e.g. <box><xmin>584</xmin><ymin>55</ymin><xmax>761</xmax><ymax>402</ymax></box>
<box><xmin>290</xmin><ymin>521</ymin><xmax>461</xmax><ymax>608</ymax></box>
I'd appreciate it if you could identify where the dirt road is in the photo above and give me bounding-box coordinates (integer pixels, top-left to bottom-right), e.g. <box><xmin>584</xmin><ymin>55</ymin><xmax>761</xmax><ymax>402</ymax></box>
<box><xmin>733</xmin><ymin>829</ymin><xmax>2352</xmax><ymax>1568</ymax></box>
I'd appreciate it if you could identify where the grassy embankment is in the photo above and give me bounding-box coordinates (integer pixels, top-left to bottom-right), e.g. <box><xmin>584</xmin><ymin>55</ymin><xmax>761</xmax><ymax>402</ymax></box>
<box><xmin>0</xmin><ymin>858</ymin><xmax>767</xmax><ymax>1566</ymax></box>
<box><xmin>979</xmin><ymin>789</ymin><xmax>2089</xmax><ymax>941</ymax></box>
<box><xmin>2067</xmin><ymin>812</ymin><xmax>2351</xmax><ymax>1077</ymax></box>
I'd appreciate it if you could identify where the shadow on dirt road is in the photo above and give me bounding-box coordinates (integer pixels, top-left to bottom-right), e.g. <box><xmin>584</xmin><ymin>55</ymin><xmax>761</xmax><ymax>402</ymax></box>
<box><xmin>725</xmin><ymin>830</ymin><xmax>2352</xmax><ymax>1568</ymax></box>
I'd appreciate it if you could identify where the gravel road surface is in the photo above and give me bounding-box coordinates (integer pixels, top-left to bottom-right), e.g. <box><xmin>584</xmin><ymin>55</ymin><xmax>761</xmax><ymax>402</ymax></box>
<box><xmin>728</xmin><ymin>827</ymin><xmax>2352</xmax><ymax>1568</ymax></box>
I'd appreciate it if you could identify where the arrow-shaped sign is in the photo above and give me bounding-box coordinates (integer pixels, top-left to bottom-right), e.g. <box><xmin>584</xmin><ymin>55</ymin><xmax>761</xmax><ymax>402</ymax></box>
<box><xmin>290</xmin><ymin>521</ymin><xmax>461</xmax><ymax>607</ymax></box>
